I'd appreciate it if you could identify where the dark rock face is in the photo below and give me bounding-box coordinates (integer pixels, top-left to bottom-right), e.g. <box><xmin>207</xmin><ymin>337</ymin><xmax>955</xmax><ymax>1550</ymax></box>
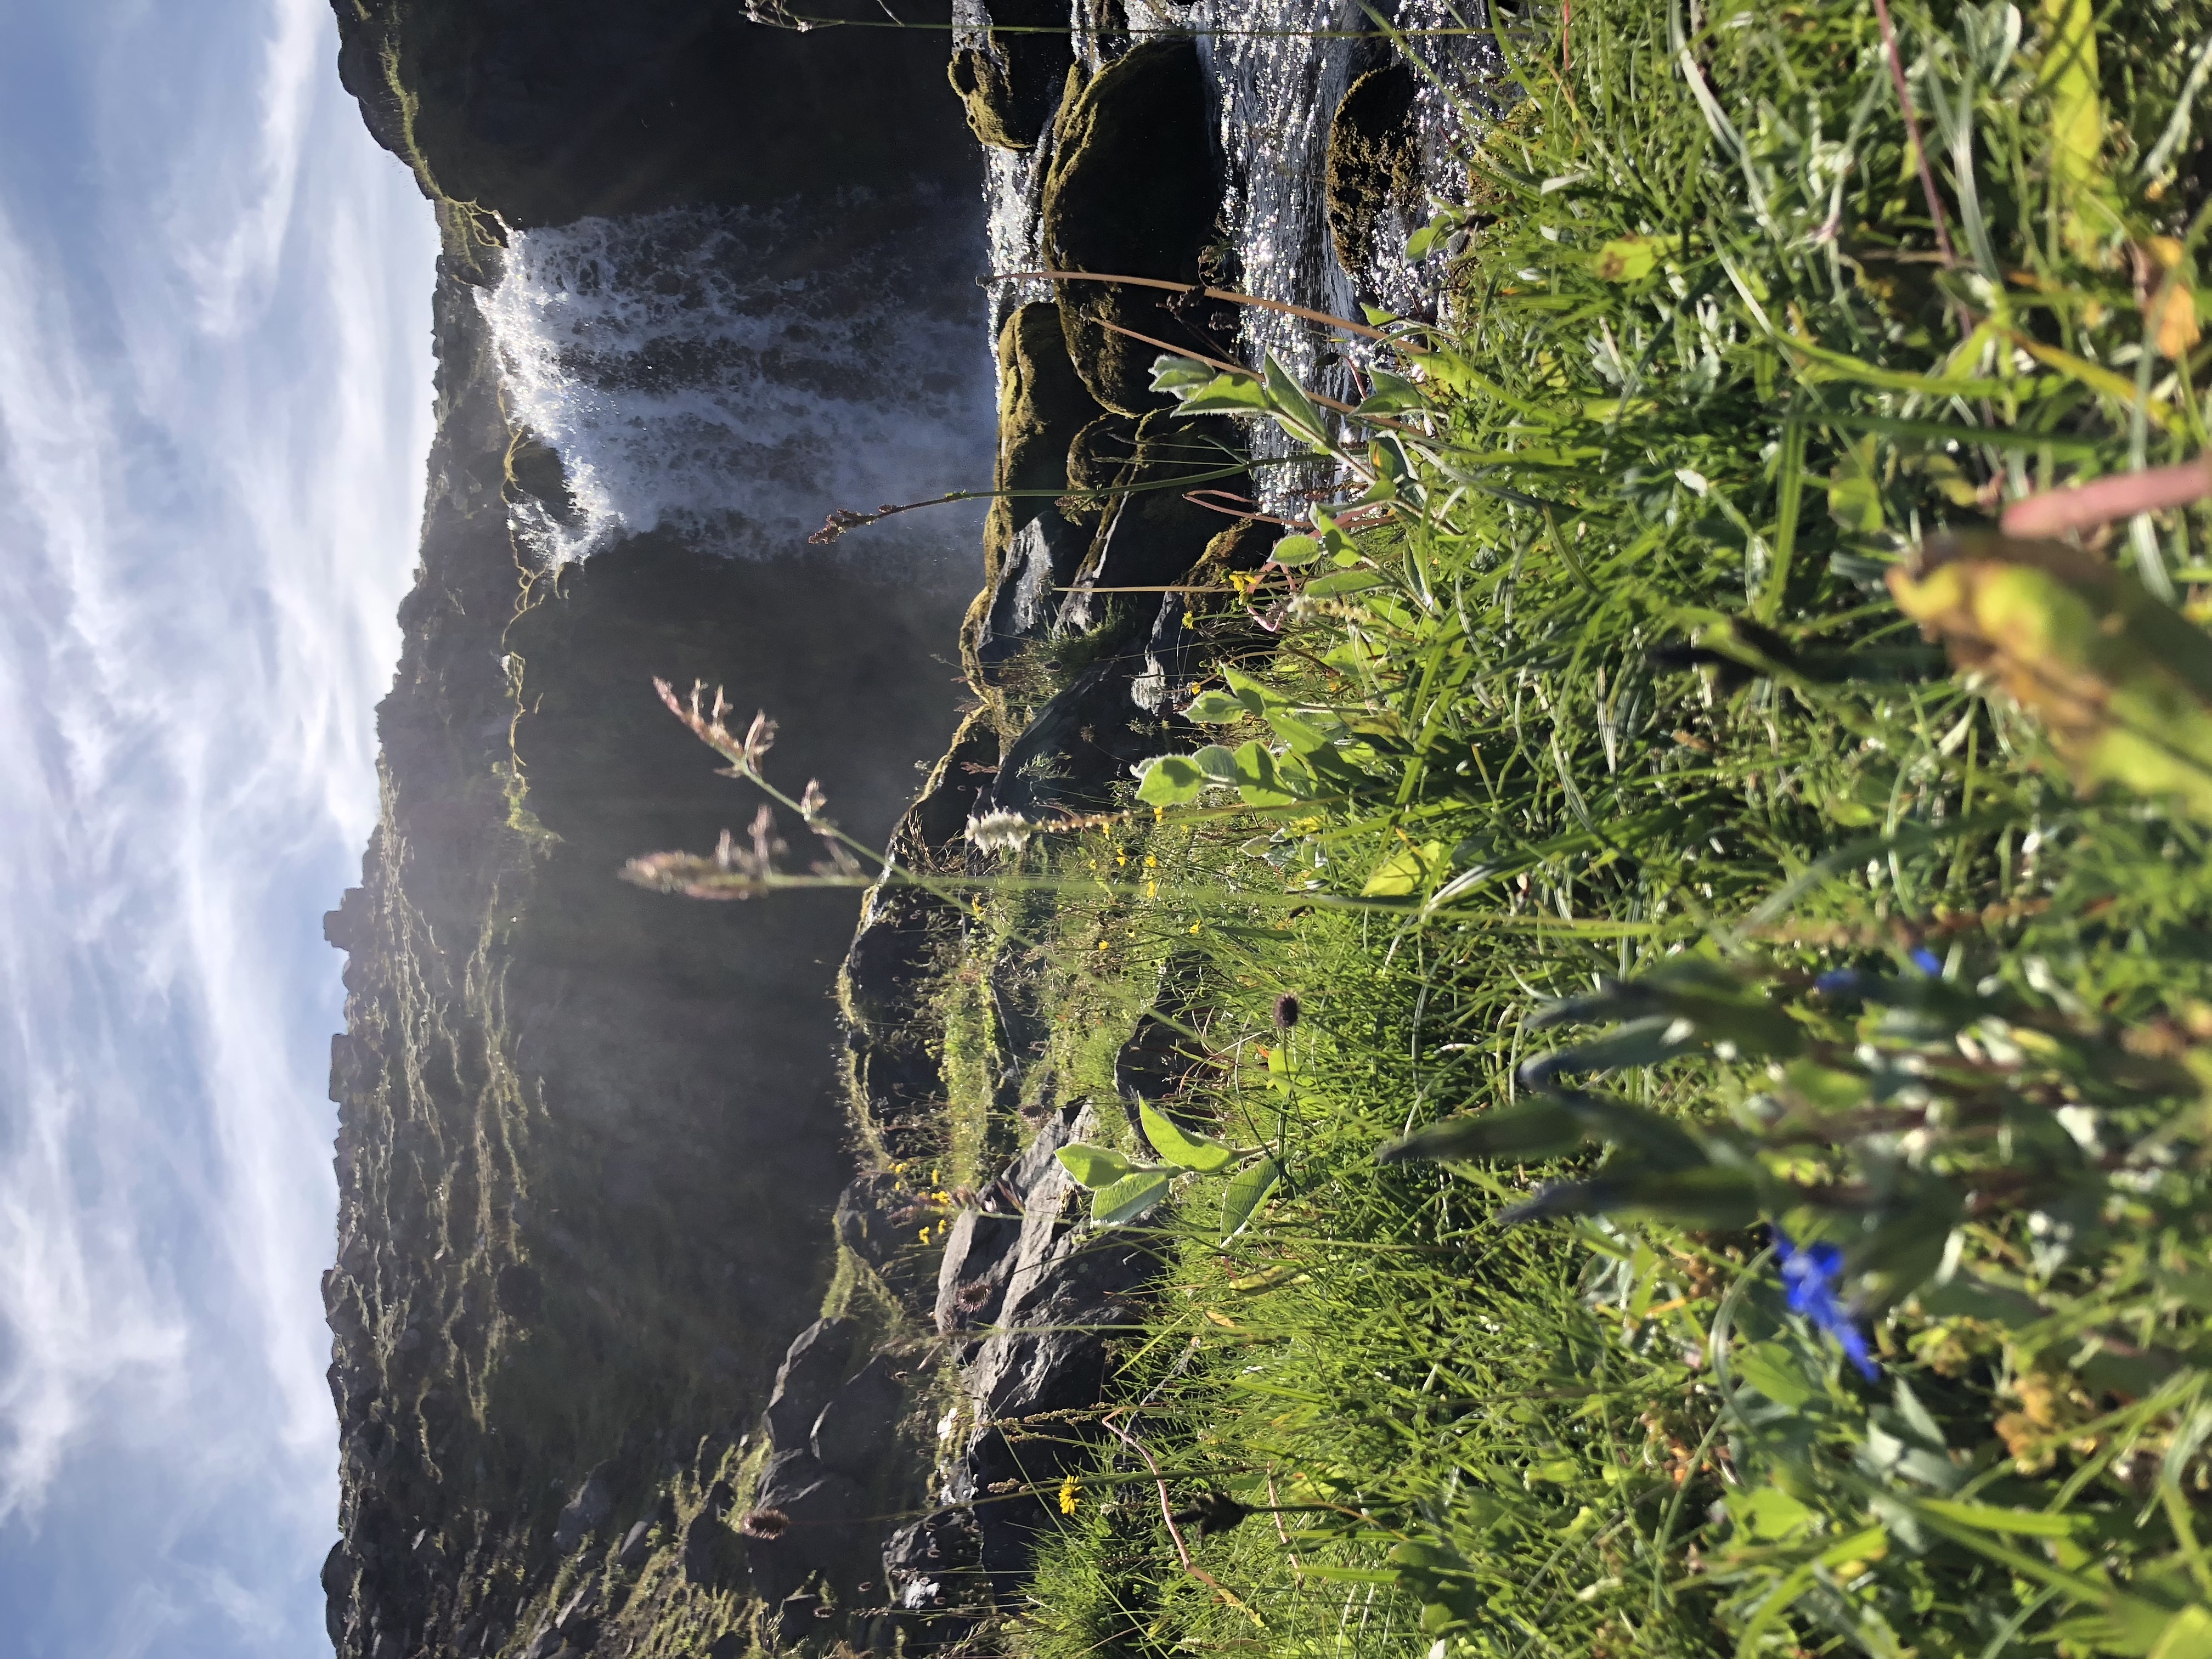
<box><xmin>332</xmin><ymin>0</ymin><xmax>976</xmax><ymax>228</ymax></box>
<box><xmin>1040</xmin><ymin>41</ymin><xmax>1228</xmax><ymax>414</ymax></box>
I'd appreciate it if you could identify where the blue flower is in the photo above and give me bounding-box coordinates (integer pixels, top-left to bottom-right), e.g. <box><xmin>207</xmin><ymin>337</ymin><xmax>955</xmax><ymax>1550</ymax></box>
<box><xmin>1908</xmin><ymin>947</ymin><xmax>1942</xmax><ymax>975</ymax></box>
<box><xmin>1813</xmin><ymin>968</ymin><xmax>1863</xmax><ymax>996</ymax></box>
<box><xmin>1772</xmin><ymin>1229</ymin><xmax>1879</xmax><ymax>1380</ymax></box>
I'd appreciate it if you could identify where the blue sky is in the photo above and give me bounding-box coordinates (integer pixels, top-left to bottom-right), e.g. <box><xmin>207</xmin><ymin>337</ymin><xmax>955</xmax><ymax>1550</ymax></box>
<box><xmin>0</xmin><ymin>2</ymin><xmax>435</xmax><ymax>1653</ymax></box>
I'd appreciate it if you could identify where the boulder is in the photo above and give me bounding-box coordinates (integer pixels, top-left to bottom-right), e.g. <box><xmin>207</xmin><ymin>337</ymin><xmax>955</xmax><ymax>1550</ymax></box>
<box><xmin>1056</xmin><ymin>411</ymin><xmax>1244</xmax><ymax>637</ymax></box>
<box><xmin>946</xmin><ymin>0</ymin><xmax>1075</xmax><ymax>150</ymax></box>
<box><xmin>763</xmin><ymin>1318</ymin><xmax>857</xmax><ymax>1451</ymax></box>
<box><xmin>810</xmin><ymin>1353</ymin><xmax>906</xmax><ymax>1479</ymax></box>
<box><xmin>551</xmin><ymin>1466</ymin><xmax>616</xmax><ymax>1554</ymax></box>
<box><xmin>1040</xmin><ymin>40</ymin><xmax>1227</xmax><ymax>414</ymax></box>
<box><xmin>1326</xmin><ymin>63</ymin><xmax>1425</xmax><ymax>295</ymax></box>
<box><xmin>986</xmin><ymin>654</ymin><xmax>1172</xmax><ymax>822</ymax></box>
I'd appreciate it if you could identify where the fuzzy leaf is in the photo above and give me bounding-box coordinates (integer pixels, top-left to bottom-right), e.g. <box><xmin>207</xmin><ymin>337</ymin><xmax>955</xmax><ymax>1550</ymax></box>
<box><xmin>1091</xmin><ymin>1169</ymin><xmax>1175</xmax><ymax>1226</ymax></box>
<box><xmin>1183</xmin><ymin>690</ymin><xmax>1248</xmax><ymax>724</ymax></box>
<box><xmin>1136</xmin><ymin>754</ymin><xmax>1208</xmax><ymax>806</ymax></box>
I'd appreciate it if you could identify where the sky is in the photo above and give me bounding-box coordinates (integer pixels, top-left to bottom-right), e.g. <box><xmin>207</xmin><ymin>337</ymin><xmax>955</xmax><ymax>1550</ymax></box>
<box><xmin>0</xmin><ymin>2</ymin><xmax>436</xmax><ymax>1654</ymax></box>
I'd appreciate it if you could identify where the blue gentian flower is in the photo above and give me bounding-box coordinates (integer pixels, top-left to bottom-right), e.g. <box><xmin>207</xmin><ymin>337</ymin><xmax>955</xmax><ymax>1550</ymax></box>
<box><xmin>1772</xmin><ymin>1229</ymin><xmax>1880</xmax><ymax>1380</ymax></box>
<box><xmin>1813</xmin><ymin>968</ymin><xmax>1863</xmax><ymax>996</ymax></box>
<box><xmin>1908</xmin><ymin>947</ymin><xmax>1942</xmax><ymax>975</ymax></box>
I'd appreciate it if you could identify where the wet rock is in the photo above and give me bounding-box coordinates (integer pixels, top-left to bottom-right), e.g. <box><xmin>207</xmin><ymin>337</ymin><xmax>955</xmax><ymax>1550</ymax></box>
<box><xmin>746</xmin><ymin>1450</ymin><xmax>867</xmax><ymax>1605</ymax></box>
<box><xmin>503</xmin><ymin>431</ymin><xmax>579</xmax><ymax>526</ymax></box>
<box><xmin>834</xmin><ymin>1171</ymin><xmax>933</xmax><ymax>1312</ymax></box>
<box><xmin>617</xmin><ymin>1517</ymin><xmax>654</xmax><ymax>1570</ymax></box>
<box><xmin>764</xmin><ymin>1319</ymin><xmax>857</xmax><ymax>1452</ymax></box>
<box><xmin>1057</xmin><ymin>411</ymin><xmax>1244</xmax><ymax>637</ymax></box>
<box><xmin>986</xmin><ymin>654</ymin><xmax>1170</xmax><ymax>822</ymax></box>
<box><xmin>947</xmin><ymin>0</ymin><xmax>1075</xmax><ymax>150</ymax></box>
<box><xmin>883</xmin><ymin>1504</ymin><xmax>984</xmax><ymax>1615</ymax></box>
<box><xmin>810</xmin><ymin>1353</ymin><xmax>905</xmax><ymax>1479</ymax></box>
<box><xmin>969</xmin><ymin>511</ymin><xmax>1093</xmax><ymax>676</ymax></box>
<box><xmin>493</xmin><ymin>1262</ymin><xmax>543</xmax><ymax>1321</ymax></box>
<box><xmin>935</xmin><ymin>1106</ymin><xmax>1084</xmax><ymax>1337</ymax></box>
<box><xmin>1041</xmin><ymin>40</ymin><xmax>1226</xmax><ymax>414</ymax></box>
<box><xmin>772</xmin><ymin>1588</ymin><xmax>828</xmax><ymax>1649</ymax></box>
<box><xmin>1327</xmin><ymin>62</ymin><xmax>1425</xmax><ymax>296</ymax></box>
<box><xmin>551</xmin><ymin>1467</ymin><xmax>615</xmax><ymax>1554</ymax></box>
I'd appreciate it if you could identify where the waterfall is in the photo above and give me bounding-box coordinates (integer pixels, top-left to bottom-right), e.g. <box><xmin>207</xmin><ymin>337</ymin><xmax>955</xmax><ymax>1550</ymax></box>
<box><xmin>476</xmin><ymin>191</ymin><xmax>995</xmax><ymax>566</ymax></box>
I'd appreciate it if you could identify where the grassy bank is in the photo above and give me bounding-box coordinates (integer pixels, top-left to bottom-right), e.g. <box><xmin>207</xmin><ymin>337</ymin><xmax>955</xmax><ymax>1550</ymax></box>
<box><xmin>929</xmin><ymin>3</ymin><xmax>2212</xmax><ymax>1654</ymax></box>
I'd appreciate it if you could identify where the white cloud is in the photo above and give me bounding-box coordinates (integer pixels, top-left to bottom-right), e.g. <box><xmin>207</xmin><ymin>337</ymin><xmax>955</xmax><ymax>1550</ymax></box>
<box><xmin>0</xmin><ymin>0</ymin><xmax>435</xmax><ymax>1650</ymax></box>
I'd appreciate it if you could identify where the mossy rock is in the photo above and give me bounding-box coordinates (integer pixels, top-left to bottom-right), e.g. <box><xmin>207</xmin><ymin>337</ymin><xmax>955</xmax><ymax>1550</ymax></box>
<box><xmin>964</xmin><ymin>305</ymin><xmax>1107</xmax><ymax>691</ymax></box>
<box><xmin>984</xmin><ymin>304</ymin><xmax>1103</xmax><ymax>576</ymax></box>
<box><xmin>1061</xmin><ymin>411</ymin><xmax>1142</xmax><ymax>526</ymax></box>
<box><xmin>946</xmin><ymin>0</ymin><xmax>1075</xmax><ymax>151</ymax></box>
<box><xmin>1325</xmin><ymin>63</ymin><xmax>1423</xmax><ymax>290</ymax></box>
<box><xmin>1040</xmin><ymin>39</ymin><xmax>1224</xmax><ymax>415</ymax></box>
<box><xmin>1057</xmin><ymin>408</ymin><xmax>1244</xmax><ymax>636</ymax></box>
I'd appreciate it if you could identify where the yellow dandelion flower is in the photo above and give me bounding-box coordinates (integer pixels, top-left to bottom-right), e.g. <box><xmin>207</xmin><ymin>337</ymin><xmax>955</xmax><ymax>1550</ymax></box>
<box><xmin>1144</xmin><ymin>854</ymin><xmax>1157</xmax><ymax>868</ymax></box>
<box><xmin>1097</xmin><ymin>938</ymin><xmax>1110</xmax><ymax>951</ymax></box>
<box><xmin>1188</xmin><ymin>921</ymin><xmax>1201</xmax><ymax>935</ymax></box>
<box><xmin>1057</xmin><ymin>1476</ymin><xmax>1081</xmax><ymax>1516</ymax></box>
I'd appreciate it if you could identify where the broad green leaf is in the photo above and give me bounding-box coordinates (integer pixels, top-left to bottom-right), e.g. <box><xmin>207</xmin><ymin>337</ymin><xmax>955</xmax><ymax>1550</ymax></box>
<box><xmin>1140</xmin><ymin>1101</ymin><xmax>1239</xmax><ymax>1172</ymax></box>
<box><xmin>1149</xmin><ymin>354</ymin><xmax>1221</xmax><ymax>395</ymax></box>
<box><xmin>1233</xmin><ymin>740</ymin><xmax>1305</xmax><ymax>805</ymax></box>
<box><xmin>1177</xmin><ymin>374</ymin><xmax>1273</xmax><ymax>415</ymax></box>
<box><xmin>1356</xmin><ymin>369</ymin><xmax>1427</xmax><ymax>416</ymax></box>
<box><xmin>1220</xmin><ymin>1157</ymin><xmax>1282</xmax><ymax>1239</ymax></box>
<box><xmin>1057</xmin><ymin>1143</ymin><xmax>1139</xmax><ymax>1189</ymax></box>
<box><xmin>1136</xmin><ymin>754</ymin><xmax>1207</xmax><ymax>806</ymax></box>
<box><xmin>1726</xmin><ymin>1485</ymin><xmax>1816</xmax><ymax>1542</ymax></box>
<box><xmin>1303</xmin><ymin>568</ymin><xmax>1389</xmax><ymax>596</ymax></box>
<box><xmin>1091</xmin><ymin>1169</ymin><xmax>1175</xmax><ymax>1226</ymax></box>
<box><xmin>1263</xmin><ymin>352</ymin><xmax>1328</xmax><ymax>446</ymax></box>
<box><xmin>1183</xmin><ymin>690</ymin><xmax>1248</xmax><ymax>724</ymax></box>
<box><xmin>1271</xmin><ymin>533</ymin><xmax>1322</xmax><ymax>568</ymax></box>
<box><xmin>1193</xmin><ymin>744</ymin><xmax>1242</xmax><ymax>783</ymax></box>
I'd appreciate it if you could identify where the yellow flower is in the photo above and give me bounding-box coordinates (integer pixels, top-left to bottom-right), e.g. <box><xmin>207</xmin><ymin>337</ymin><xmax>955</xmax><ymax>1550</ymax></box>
<box><xmin>1057</xmin><ymin>1476</ymin><xmax>1081</xmax><ymax>1516</ymax></box>
<box><xmin>1188</xmin><ymin>921</ymin><xmax>1201</xmax><ymax>935</ymax></box>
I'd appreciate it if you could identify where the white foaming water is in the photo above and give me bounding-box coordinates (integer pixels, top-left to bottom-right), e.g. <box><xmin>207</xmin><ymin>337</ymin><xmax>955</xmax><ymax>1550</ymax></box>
<box><xmin>980</xmin><ymin>1</ymin><xmax>1502</xmax><ymax>513</ymax></box>
<box><xmin>478</xmin><ymin>199</ymin><xmax>994</xmax><ymax>565</ymax></box>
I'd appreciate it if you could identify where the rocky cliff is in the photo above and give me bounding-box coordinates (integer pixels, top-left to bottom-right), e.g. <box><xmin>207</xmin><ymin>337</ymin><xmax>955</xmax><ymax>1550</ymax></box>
<box><xmin>319</xmin><ymin>4</ymin><xmax>979</xmax><ymax>1655</ymax></box>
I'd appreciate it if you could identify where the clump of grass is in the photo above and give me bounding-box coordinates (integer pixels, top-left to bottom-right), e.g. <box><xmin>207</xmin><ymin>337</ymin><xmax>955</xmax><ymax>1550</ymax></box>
<box><xmin>965</xmin><ymin>2</ymin><xmax>2212</xmax><ymax>1655</ymax></box>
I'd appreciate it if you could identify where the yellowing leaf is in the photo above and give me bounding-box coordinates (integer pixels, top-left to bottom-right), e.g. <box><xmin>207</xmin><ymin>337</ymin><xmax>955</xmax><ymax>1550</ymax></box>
<box><xmin>1361</xmin><ymin>839</ymin><xmax>1450</xmax><ymax>897</ymax></box>
<box><xmin>1889</xmin><ymin>534</ymin><xmax>2212</xmax><ymax>821</ymax></box>
<box><xmin>1593</xmin><ymin>236</ymin><xmax>1657</xmax><ymax>281</ymax></box>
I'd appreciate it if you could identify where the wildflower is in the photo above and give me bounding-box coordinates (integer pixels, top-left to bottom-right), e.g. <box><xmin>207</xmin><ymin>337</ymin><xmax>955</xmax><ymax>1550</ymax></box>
<box><xmin>1057</xmin><ymin>1476</ymin><xmax>1081</xmax><ymax>1516</ymax></box>
<box><xmin>799</xmin><ymin>778</ymin><xmax>831</xmax><ymax>826</ymax></box>
<box><xmin>655</xmin><ymin>678</ymin><xmax>776</xmax><ymax>776</ymax></box>
<box><xmin>1274</xmin><ymin>992</ymin><xmax>1301</xmax><ymax>1030</ymax></box>
<box><xmin>1773</xmin><ymin>1229</ymin><xmax>1879</xmax><ymax>1380</ymax></box>
<box><xmin>740</xmin><ymin>1506</ymin><xmax>792</xmax><ymax>1540</ymax></box>
<box><xmin>1188</xmin><ymin>921</ymin><xmax>1200</xmax><ymax>935</ymax></box>
<box><xmin>967</xmin><ymin>809</ymin><xmax>1034</xmax><ymax>854</ymax></box>
<box><xmin>1908</xmin><ymin>947</ymin><xmax>1942</xmax><ymax>975</ymax></box>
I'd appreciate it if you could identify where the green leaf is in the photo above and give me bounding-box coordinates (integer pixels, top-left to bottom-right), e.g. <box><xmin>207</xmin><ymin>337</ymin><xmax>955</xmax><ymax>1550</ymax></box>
<box><xmin>1140</xmin><ymin>1101</ymin><xmax>1239</xmax><ymax>1173</ymax></box>
<box><xmin>1149</xmin><ymin>354</ymin><xmax>1221</xmax><ymax>395</ymax></box>
<box><xmin>1356</xmin><ymin>370</ymin><xmax>1427</xmax><ymax>416</ymax></box>
<box><xmin>1916</xmin><ymin>1499</ymin><xmax>2088</xmax><ymax>1539</ymax></box>
<box><xmin>1091</xmin><ymin>1169</ymin><xmax>1175</xmax><ymax>1226</ymax></box>
<box><xmin>1263</xmin><ymin>353</ymin><xmax>1328</xmax><ymax>446</ymax></box>
<box><xmin>1735</xmin><ymin>1341</ymin><xmax>1818</xmax><ymax>1408</ymax></box>
<box><xmin>1182</xmin><ymin>690</ymin><xmax>1247</xmax><ymax>724</ymax></box>
<box><xmin>1302</xmin><ymin>569</ymin><xmax>1389</xmax><ymax>596</ymax></box>
<box><xmin>1136</xmin><ymin>754</ymin><xmax>1207</xmax><ymax>806</ymax></box>
<box><xmin>1377</xmin><ymin>1102</ymin><xmax>1586</xmax><ymax>1164</ymax></box>
<box><xmin>1233</xmin><ymin>740</ymin><xmax>1306</xmax><ymax>806</ymax></box>
<box><xmin>1176</xmin><ymin>373</ymin><xmax>1272</xmax><ymax>415</ymax></box>
<box><xmin>1057</xmin><ymin>1143</ymin><xmax>1139</xmax><ymax>1189</ymax></box>
<box><xmin>1593</xmin><ymin>235</ymin><xmax>1657</xmax><ymax>281</ymax></box>
<box><xmin>1271</xmin><ymin>533</ymin><xmax>1322</xmax><ymax>568</ymax></box>
<box><xmin>1193</xmin><ymin>744</ymin><xmax>1242</xmax><ymax>783</ymax></box>
<box><xmin>1220</xmin><ymin>1157</ymin><xmax>1282</xmax><ymax>1239</ymax></box>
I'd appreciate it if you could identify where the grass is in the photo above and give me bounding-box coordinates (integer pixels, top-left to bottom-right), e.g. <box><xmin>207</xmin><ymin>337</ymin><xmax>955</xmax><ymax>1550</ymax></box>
<box><xmin>891</xmin><ymin>2</ymin><xmax>2212</xmax><ymax>1655</ymax></box>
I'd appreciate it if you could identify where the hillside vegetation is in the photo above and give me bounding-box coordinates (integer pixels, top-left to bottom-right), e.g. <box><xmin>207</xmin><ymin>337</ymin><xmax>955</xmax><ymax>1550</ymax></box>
<box><xmin>914</xmin><ymin>3</ymin><xmax>2212</xmax><ymax>1654</ymax></box>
